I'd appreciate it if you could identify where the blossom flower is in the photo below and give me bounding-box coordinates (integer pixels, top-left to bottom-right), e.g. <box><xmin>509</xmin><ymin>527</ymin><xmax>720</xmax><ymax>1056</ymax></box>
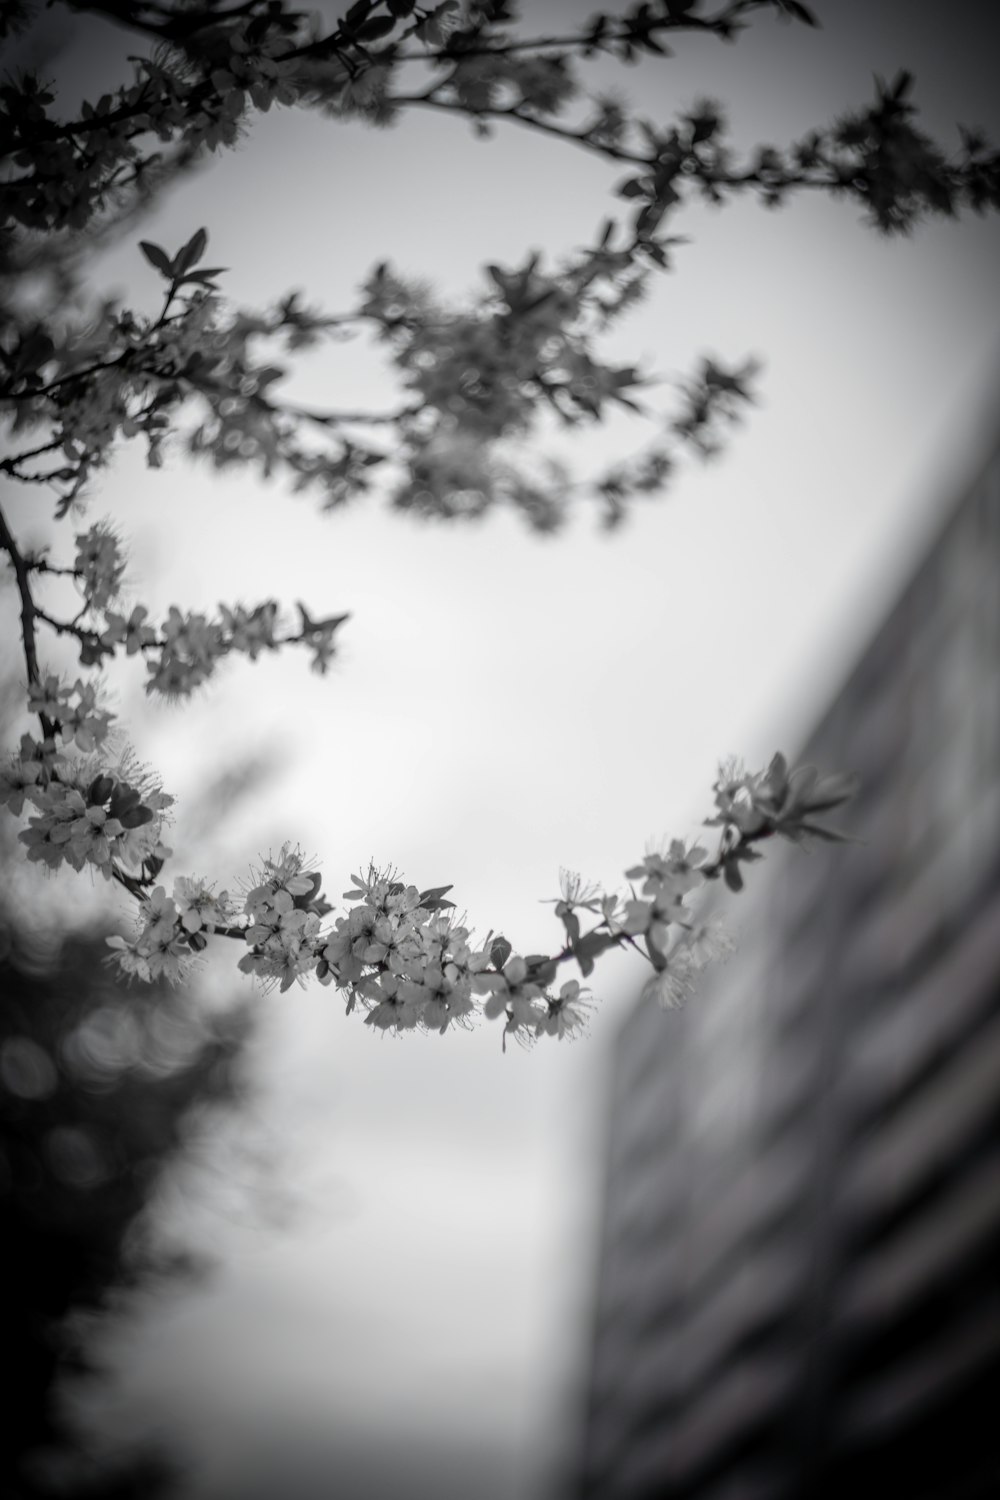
<box><xmin>27</xmin><ymin>675</ymin><xmax>71</xmax><ymax>720</ymax></box>
<box><xmin>74</xmin><ymin>522</ymin><xmax>125</xmax><ymax>610</ymax></box>
<box><xmin>58</xmin><ymin>679</ymin><xmax>114</xmax><ymax>751</ymax></box>
<box><xmin>219</xmin><ymin>602</ymin><xmax>278</xmax><ymax>660</ymax></box>
<box><xmin>141</xmin><ymin>886</ymin><xmax>180</xmax><ymax>944</ymax></box>
<box><xmin>474</xmin><ymin>954</ymin><xmax>546</xmax><ymax>1047</ymax></box>
<box><xmin>709</xmin><ymin>752</ymin><xmax>857</xmax><ymax>842</ymax></box>
<box><xmin>19</xmin><ymin>817</ymin><xmax>70</xmax><ymax>871</ymax></box>
<box><xmin>55</xmin><ymin>795</ymin><xmax>126</xmax><ymax>868</ymax></box>
<box><xmin>642</xmin><ymin>951</ymin><xmax>699</xmax><ymax>1010</ymax></box>
<box><xmin>101</xmin><ymin>605</ymin><xmax>157</xmax><ymax>656</ymax></box>
<box><xmin>556</xmin><ymin>869</ymin><xmax>602</xmax><ymax>908</ymax></box>
<box><xmin>239</xmin><ymin>846</ymin><xmax>324</xmax><ymax>992</ymax></box>
<box><xmin>106</xmin><ymin>890</ymin><xmax>198</xmax><ymax>986</ymax></box>
<box><xmin>0</xmin><ymin>753</ymin><xmax>42</xmax><ymax>816</ymax></box>
<box><xmin>535</xmin><ymin>979</ymin><xmax>593</xmax><ymax>1040</ymax></box>
<box><xmin>145</xmin><ymin>607</ymin><xmax>226</xmax><ymax>697</ymax></box>
<box><xmin>239</xmin><ymin>901</ymin><xmax>321</xmax><ymax>992</ymax></box>
<box><xmin>105</xmin><ymin>933</ymin><xmax>152</xmax><ymax>983</ymax></box>
<box><xmin>674</xmin><ymin>915</ymin><xmax>736</xmax><ymax>970</ymax></box>
<box><xmin>626</xmin><ymin>839</ymin><xmax>707</xmax><ymax>898</ymax></box>
<box><xmin>172</xmin><ymin>876</ymin><xmax>232</xmax><ymax>934</ymax></box>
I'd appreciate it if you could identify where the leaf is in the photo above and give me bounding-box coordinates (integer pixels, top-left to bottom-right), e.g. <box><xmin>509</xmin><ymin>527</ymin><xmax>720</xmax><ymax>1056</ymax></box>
<box><xmin>723</xmin><ymin>859</ymin><xmax>743</xmax><ymax>892</ymax></box>
<box><xmin>110</xmin><ymin>786</ymin><xmax>141</xmax><ymax>817</ymax></box>
<box><xmin>344</xmin><ymin>0</ymin><xmax>372</xmax><ymax>28</ymax></box>
<box><xmin>178</xmin><ymin>268</ymin><xmax>228</xmax><ymax>286</ymax></box>
<box><xmin>175</xmin><ymin>227</ymin><xmax>208</xmax><ymax>275</ymax></box>
<box><xmin>528</xmin><ymin>958</ymin><xmax>558</xmax><ymax>987</ymax></box>
<box><xmin>357</xmin><ymin>14</ymin><xmax>397</xmax><ymax>40</ymax></box>
<box><xmin>293</xmin><ymin>871</ymin><xmax>323</xmax><ymax>908</ymax></box>
<box><xmin>572</xmin><ymin>929</ymin><xmax>618</xmax><ymax>977</ymax></box>
<box><xmin>419</xmin><ymin>884</ymin><xmax>453</xmax><ymax>905</ymax></box>
<box><xmin>87</xmin><ymin>774</ymin><xmax>114</xmax><ymax>806</ymax></box>
<box><xmin>794</xmin><ymin>821</ymin><xmax>860</xmax><ymax>844</ymax></box>
<box><xmin>119</xmin><ymin>804</ymin><xmax>155</xmax><ymax>830</ymax></box>
<box><xmin>16</xmin><ymin>330</ymin><xmax>55</xmax><ymax>372</ymax></box>
<box><xmin>616</xmin><ymin>177</ymin><xmax>647</xmax><ymax>199</ymax></box>
<box><xmin>766</xmin><ymin>750</ymin><xmax>789</xmax><ymax>802</ymax></box>
<box><xmin>139</xmin><ymin>241</ymin><xmax>174</xmax><ymax>277</ymax></box>
<box><xmin>890</xmin><ymin>69</ymin><xmax>913</xmax><ymax>101</ymax></box>
<box><xmin>490</xmin><ymin>935</ymin><xmax>512</xmax><ymax>971</ymax></box>
<box><xmin>559</xmin><ymin>908</ymin><xmax>581</xmax><ymax>946</ymax></box>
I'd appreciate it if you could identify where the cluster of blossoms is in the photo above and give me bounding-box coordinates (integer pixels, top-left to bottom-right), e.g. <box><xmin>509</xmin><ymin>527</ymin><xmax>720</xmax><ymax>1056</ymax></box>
<box><xmin>4</xmin><ymin>6</ymin><xmax>991</xmax><ymax>551</ymax></box>
<box><xmin>239</xmin><ymin>852</ymin><xmax>326</xmax><ymax>993</ymax></box>
<box><xmin>33</xmin><ymin>514</ymin><xmax>346</xmax><ymax>689</ymax></box>
<box><xmin>317</xmin><ymin>864</ymin><xmax>595</xmax><ymax>1048</ymax></box>
<box><xmin>214</xmin><ymin>749</ymin><xmax>847</xmax><ymax>1044</ymax></box>
<box><xmin>706</xmin><ymin>752</ymin><xmax>858</xmax><ymax>889</ymax></box>
<box><xmin>8</xmin><ymin>752</ymin><xmax>172</xmax><ymax>881</ymax></box>
<box><xmin>621</xmin><ymin>839</ymin><xmax>712</xmax><ymax>963</ymax></box>
<box><xmin>26</xmin><ymin>675</ymin><xmax>113</xmax><ymax>752</ymax></box>
<box><xmin>74</xmin><ymin>523</ymin><xmax>126</xmax><ymax>611</ymax></box>
<box><xmin>108</xmin><ymin>876</ymin><xmax>235</xmax><ymax>983</ymax></box>
<box><xmin>18</xmin><ymin>776</ymin><xmax>162</xmax><ymax>876</ymax></box>
<box><xmin>0</xmin><ymin>677</ymin><xmax>173</xmax><ymax>884</ymax></box>
<box><xmin>0</xmin><ymin>650</ymin><xmax>855</xmax><ymax>1042</ymax></box>
<box><xmin>10</xmin><ymin>0</ymin><xmax>974</xmax><ymax>1051</ymax></box>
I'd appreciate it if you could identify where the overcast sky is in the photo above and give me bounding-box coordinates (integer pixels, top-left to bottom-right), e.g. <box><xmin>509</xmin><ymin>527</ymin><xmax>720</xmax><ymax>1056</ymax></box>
<box><xmin>6</xmin><ymin>2</ymin><xmax>1000</xmax><ymax>1496</ymax></box>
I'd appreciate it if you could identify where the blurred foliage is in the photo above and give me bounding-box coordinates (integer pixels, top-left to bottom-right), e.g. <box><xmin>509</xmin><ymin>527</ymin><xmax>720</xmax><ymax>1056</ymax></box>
<box><xmin>0</xmin><ymin>914</ymin><xmax>254</xmax><ymax>1499</ymax></box>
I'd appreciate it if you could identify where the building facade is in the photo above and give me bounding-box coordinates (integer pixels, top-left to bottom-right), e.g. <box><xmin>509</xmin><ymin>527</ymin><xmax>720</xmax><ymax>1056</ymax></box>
<box><xmin>574</xmin><ymin>434</ymin><xmax>1000</xmax><ymax>1500</ymax></box>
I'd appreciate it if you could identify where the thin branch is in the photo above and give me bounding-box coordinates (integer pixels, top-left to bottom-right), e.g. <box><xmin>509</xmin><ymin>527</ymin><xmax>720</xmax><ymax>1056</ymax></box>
<box><xmin>0</xmin><ymin>438</ymin><xmax>65</xmax><ymax>474</ymax></box>
<box><xmin>0</xmin><ymin>500</ymin><xmax>57</xmax><ymax>739</ymax></box>
<box><xmin>0</xmin><ymin>504</ymin><xmax>43</xmax><ymax>690</ymax></box>
<box><xmin>389</xmin><ymin>13</ymin><xmax>734</xmax><ymax>64</ymax></box>
<box><xmin>386</xmin><ymin>92</ymin><xmax>649</xmax><ymax>165</ymax></box>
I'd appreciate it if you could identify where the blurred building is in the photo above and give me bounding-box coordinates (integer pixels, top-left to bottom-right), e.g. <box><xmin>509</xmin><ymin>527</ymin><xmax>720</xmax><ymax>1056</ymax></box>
<box><xmin>574</xmin><ymin>432</ymin><xmax>1000</xmax><ymax>1500</ymax></box>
